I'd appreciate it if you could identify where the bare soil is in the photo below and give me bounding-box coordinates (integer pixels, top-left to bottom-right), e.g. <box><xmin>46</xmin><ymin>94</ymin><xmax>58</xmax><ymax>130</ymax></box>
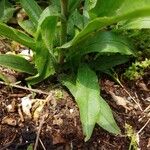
<box><xmin>0</xmin><ymin>72</ymin><xmax>149</xmax><ymax>150</ymax></box>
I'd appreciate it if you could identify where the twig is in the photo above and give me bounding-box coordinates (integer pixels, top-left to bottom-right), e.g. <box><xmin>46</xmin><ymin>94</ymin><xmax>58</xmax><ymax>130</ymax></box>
<box><xmin>0</xmin><ymin>81</ymin><xmax>49</xmax><ymax>95</ymax></box>
<box><xmin>39</xmin><ymin>138</ymin><xmax>46</xmax><ymax>150</ymax></box>
<box><xmin>144</xmin><ymin>105</ymin><xmax>150</xmax><ymax>112</ymax></box>
<box><xmin>18</xmin><ymin>105</ymin><xmax>24</xmax><ymax>122</ymax></box>
<box><xmin>34</xmin><ymin>114</ymin><xmax>47</xmax><ymax>150</ymax></box>
<box><xmin>117</xmin><ymin>80</ymin><xmax>143</xmax><ymax>111</ymax></box>
<box><xmin>138</xmin><ymin>105</ymin><xmax>150</xmax><ymax>121</ymax></box>
<box><xmin>137</xmin><ymin>118</ymin><xmax>150</xmax><ymax>134</ymax></box>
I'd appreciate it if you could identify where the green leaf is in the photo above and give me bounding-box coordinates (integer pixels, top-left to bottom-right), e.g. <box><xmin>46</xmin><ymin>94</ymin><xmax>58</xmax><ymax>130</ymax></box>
<box><xmin>37</xmin><ymin>6</ymin><xmax>59</xmax><ymax>27</ymax></box>
<box><xmin>70</xmin><ymin>10</ymin><xmax>88</xmax><ymax>30</ymax></box>
<box><xmin>0</xmin><ymin>54</ymin><xmax>36</xmax><ymax>75</ymax></box>
<box><xmin>75</xmin><ymin>64</ymin><xmax>100</xmax><ymax>141</ymax></box>
<box><xmin>27</xmin><ymin>144</ymin><xmax>33</xmax><ymax>150</ymax></box>
<box><xmin>60</xmin><ymin>75</ymin><xmax>77</xmax><ymax>96</ymax></box>
<box><xmin>0</xmin><ymin>22</ymin><xmax>36</xmax><ymax>50</ymax></box>
<box><xmin>0</xmin><ymin>0</ymin><xmax>5</xmax><ymax>19</ymax></box>
<box><xmin>0</xmin><ymin>0</ymin><xmax>15</xmax><ymax>23</ymax></box>
<box><xmin>51</xmin><ymin>0</ymin><xmax>60</xmax><ymax>12</ymax></box>
<box><xmin>18</xmin><ymin>20</ymin><xmax>36</xmax><ymax>36</ymax></box>
<box><xmin>20</xmin><ymin>0</ymin><xmax>42</xmax><ymax>26</ymax></box>
<box><xmin>85</xmin><ymin>0</ymin><xmax>97</xmax><ymax>11</ymax></box>
<box><xmin>69</xmin><ymin>0</ymin><xmax>80</xmax><ymax>13</ymax></box>
<box><xmin>37</xmin><ymin>6</ymin><xmax>59</xmax><ymax>51</ymax></box>
<box><xmin>40</xmin><ymin>17</ymin><xmax>58</xmax><ymax>50</ymax></box>
<box><xmin>90</xmin><ymin>0</ymin><xmax>150</xmax><ymax>18</ymax></box>
<box><xmin>90</xmin><ymin>0</ymin><xmax>124</xmax><ymax>17</ymax></box>
<box><xmin>1</xmin><ymin>7</ymin><xmax>15</xmax><ymax>23</ymax></box>
<box><xmin>91</xmin><ymin>54</ymin><xmax>130</xmax><ymax>71</ymax></box>
<box><xmin>67</xmin><ymin>31</ymin><xmax>134</xmax><ymax>59</ymax></box>
<box><xmin>62</xmin><ymin>0</ymin><xmax>150</xmax><ymax>48</ymax></box>
<box><xmin>26</xmin><ymin>6</ymin><xmax>59</xmax><ymax>84</ymax></box>
<box><xmin>62</xmin><ymin>64</ymin><xmax>120</xmax><ymax>141</ymax></box>
<box><xmin>97</xmin><ymin>96</ymin><xmax>121</xmax><ymax>134</ymax></box>
<box><xmin>26</xmin><ymin>35</ymin><xmax>55</xmax><ymax>85</ymax></box>
<box><xmin>119</xmin><ymin>17</ymin><xmax>150</xmax><ymax>29</ymax></box>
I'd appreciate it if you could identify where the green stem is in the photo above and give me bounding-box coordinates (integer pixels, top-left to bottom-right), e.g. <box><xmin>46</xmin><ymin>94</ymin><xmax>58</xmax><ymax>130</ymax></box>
<box><xmin>59</xmin><ymin>0</ymin><xmax>68</xmax><ymax>64</ymax></box>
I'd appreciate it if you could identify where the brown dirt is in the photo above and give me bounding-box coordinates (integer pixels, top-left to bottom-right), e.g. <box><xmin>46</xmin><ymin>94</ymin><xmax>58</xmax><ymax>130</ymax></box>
<box><xmin>0</xmin><ymin>72</ymin><xmax>149</xmax><ymax>150</ymax></box>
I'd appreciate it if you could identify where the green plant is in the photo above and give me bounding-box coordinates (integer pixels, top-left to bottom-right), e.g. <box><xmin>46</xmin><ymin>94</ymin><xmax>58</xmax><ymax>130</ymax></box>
<box><xmin>0</xmin><ymin>0</ymin><xmax>16</xmax><ymax>23</ymax></box>
<box><xmin>124</xmin><ymin>58</ymin><xmax>150</xmax><ymax>80</ymax></box>
<box><xmin>125</xmin><ymin>124</ymin><xmax>139</xmax><ymax>150</ymax></box>
<box><xmin>1</xmin><ymin>0</ymin><xmax>150</xmax><ymax>141</ymax></box>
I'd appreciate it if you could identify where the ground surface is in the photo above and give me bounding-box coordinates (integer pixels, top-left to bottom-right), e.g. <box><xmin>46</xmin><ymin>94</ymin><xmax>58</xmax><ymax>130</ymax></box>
<box><xmin>0</xmin><ymin>70</ymin><xmax>149</xmax><ymax>150</ymax></box>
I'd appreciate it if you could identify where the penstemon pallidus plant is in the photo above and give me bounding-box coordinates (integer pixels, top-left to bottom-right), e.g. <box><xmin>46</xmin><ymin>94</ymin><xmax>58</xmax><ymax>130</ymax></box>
<box><xmin>1</xmin><ymin>0</ymin><xmax>150</xmax><ymax>141</ymax></box>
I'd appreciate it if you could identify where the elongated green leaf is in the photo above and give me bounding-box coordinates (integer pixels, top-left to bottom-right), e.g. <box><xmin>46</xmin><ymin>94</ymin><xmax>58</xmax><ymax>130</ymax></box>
<box><xmin>62</xmin><ymin>0</ymin><xmax>150</xmax><ymax>48</ymax></box>
<box><xmin>37</xmin><ymin>6</ymin><xmax>59</xmax><ymax>27</ymax></box>
<box><xmin>60</xmin><ymin>75</ymin><xmax>77</xmax><ymax>96</ymax></box>
<box><xmin>40</xmin><ymin>17</ymin><xmax>58</xmax><ymax>50</ymax></box>
<box><xmin>26</xmin><ymin>35</ymin><xmax>55</xmax><ymax>85</ymax></box>
<box><xmin>67</xmin><ymin>31</ymin><xmax>134</xmax><ymax>59</ymax></box>
<box><xmin>119</xmin><ymin>17</ymin><xmax>150</xmax><ymax>29</ymax></box>
<box><xmin>69</xmin><ymin>0</ymin><xmax>80</xmax><ymax>13</ymax></box>
<box><xmin>90</xmin><ymin>0</ymin><xmax>150</xmax><ymax>18</ymax></box>
<box><xmin>27</xmin><ymin>6</ymin><xmax>59</xmax><ymax>84</ymax></box>
<box><xmin>90</xmin><ymin>0</ymin><xmax>124</xmax><ymax>17</ymax></box>
<box><xmin>27</xmin><ymin>144</ymin><xmax>33</xmax><ymax>150</ymax></box>
<box><xmin>91</xmin><ymin>54</ymin><xmax>130</xmax><ymax>71</ymax></box>
<box><xmin>76</xmin><ymin>64</ymin><xmax>100</xmax><ymax>141</ymax></box>
<box><xmin>97</xmin><ymin>96</ymin><xmax>121</xmax><ymax>134</ymax></box>
<box><xmin>70</xmin><ymin>10</ymin><xmax>88</xmax><ymax>30</ymax></box>
<box><xmin>0</xmin><ymin>0</ymin><xmax>5</xmax><ymax>19</ymax></box>
<box><xmin>0</xmin><ymin>0</ymin><xmax>15</xmax><ymax>23</ymax></box>
<box><xmin>0</xmin><ymin>54</ymin><xmax>36</xmax><ymax>75</ymax></box>
<box><xmin>20</xmin><ymin>0</ymin><xmax>42</xmax><ymax>26</ymax></box>
<box><xmin>0</xmin><ymin>22</ymin><xmax>36</xmax><ymax>50</ymax></box>
<box><xmin>62</xmin><ymin>64</ymin><xmax>120</xmax><ymax>141</ymax></box>
<box><xmin>18</xmin><ymin>20</ymin><xmax>36</xmax><ymax>36</ymax></box>
<box><xmin>1</xmin><ymin>7</ymin><xmax>15</xmax><ymax>23</ymax></box>
<box><xmin>37</xmin><ymin>6</ymin><xmax>59</xmax><ymax>51</ymax></box>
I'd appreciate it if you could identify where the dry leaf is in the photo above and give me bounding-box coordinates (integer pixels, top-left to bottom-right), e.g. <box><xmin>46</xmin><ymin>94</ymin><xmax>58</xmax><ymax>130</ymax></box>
<box><xmin>138</xmin><ymin>82</ymin><xmax>149</xmax><ymax>91</ymax></box>
<box><xmin>109</xmin><ymin>91</ymin><xmax>133</xmax><ymax>110</ymax></box>
<box><xmin>32</xmin><ymin>100</ymin><xmax>45</xmax><ymax>121</ymax></box>
<box><xmin>2</xmin><ymin>116</ymin><xmax>17</xmax><ymax>126</ymax></box>
<box><xmin>6</xmin><ymin>100</ymin><xmax>16</xmax><ymax>113</ymax></box>
<box><xmin>21</xmin><ymin>96</ymin><xmax>32</xmax><ymax>118</ymax></box>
